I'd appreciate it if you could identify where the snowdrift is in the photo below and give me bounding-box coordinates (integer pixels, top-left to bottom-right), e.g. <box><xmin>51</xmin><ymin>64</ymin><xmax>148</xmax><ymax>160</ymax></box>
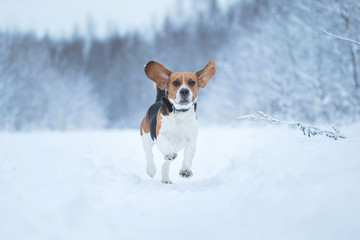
<box><xmin>1</xmin><ymin>125</ymin><xmax>359</xmax><ymax>240</ymax></box>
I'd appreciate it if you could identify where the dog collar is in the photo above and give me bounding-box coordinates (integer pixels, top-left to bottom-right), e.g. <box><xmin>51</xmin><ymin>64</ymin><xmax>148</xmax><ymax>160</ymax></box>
<box><xmin>173</xmin><ymin>107</ymin><xmax>191</xmax><ymax>113</ymax></box>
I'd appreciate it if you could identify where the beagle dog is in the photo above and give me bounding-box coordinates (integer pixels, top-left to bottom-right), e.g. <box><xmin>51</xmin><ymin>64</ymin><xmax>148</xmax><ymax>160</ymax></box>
<box><xmin>140</xmin><ymin>60</ymin><xmax>215</xmax><ymax>184</ymax></box>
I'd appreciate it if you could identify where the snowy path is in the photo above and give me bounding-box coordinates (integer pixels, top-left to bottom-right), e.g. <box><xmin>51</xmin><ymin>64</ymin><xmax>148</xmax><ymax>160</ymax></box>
<box><xmin>1</xmin><ymin>125</ymin><xmax>360</xmax><ymax>240</ymax></box>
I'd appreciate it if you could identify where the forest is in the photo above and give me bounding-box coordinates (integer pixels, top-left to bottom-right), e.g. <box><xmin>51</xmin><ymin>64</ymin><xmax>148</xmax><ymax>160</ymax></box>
<box><xmin>0</xmin><ymin>0</ymin><xmax>359</xmax><ymax>130</ymax></box>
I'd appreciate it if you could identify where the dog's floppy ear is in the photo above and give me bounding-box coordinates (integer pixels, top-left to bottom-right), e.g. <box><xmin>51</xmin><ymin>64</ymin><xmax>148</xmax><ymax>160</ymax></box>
<box><xmin>144</xmin><ymin>61</ymin><xmax>172</xmax><ymax>90</ymax></box>
<box><xmin>195</xmin><ymin>60</ymin><xmax>216</xmax><ymax>88</ymax></box>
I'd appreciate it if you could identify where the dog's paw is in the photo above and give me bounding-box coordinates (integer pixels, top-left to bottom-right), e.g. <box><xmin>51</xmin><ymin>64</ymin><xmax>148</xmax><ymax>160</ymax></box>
<box><xmin>164</xmin><ymin>153</ymin><xmax>177</xmax><ymax>161</ymax></box>
<box><xmin>146</xmin><ymin>163</ymin><xmax>156</xmax><ymax>178</ymax></box>
<box><xmin>179</xmin><ymin>169</ymin><xmax>193</xmax><ymax>178</ymax></box>
<box><xmin>161</xmin><ymin>180</ymin><xmax>173</xmax><ymax>184</ymax></box>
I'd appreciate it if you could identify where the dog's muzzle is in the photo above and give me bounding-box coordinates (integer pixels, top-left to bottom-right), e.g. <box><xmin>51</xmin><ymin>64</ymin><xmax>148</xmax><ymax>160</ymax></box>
<box><xmin>179</xmin><ymin>87</ymin><xmax>191</xmax><ymax>105</ymax></box>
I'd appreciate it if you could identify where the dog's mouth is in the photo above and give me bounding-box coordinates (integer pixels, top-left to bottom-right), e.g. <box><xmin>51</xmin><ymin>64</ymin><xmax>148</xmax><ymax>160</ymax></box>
<box><xmin>169</xmin><ymin>97</ymin><xmax>196</xmax><ymax>110</ymax></box>
<box><xmin>179</xmin><ymin>99</ymin><xmax>190</xmax><ymax>105</ymax></box>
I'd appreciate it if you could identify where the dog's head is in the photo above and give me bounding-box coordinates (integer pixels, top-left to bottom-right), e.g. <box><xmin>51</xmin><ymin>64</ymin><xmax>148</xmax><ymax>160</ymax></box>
<box><xmin>144</xmin><ymin>60</ymin><xmax>215</xmax><ymax>110</ymax></box>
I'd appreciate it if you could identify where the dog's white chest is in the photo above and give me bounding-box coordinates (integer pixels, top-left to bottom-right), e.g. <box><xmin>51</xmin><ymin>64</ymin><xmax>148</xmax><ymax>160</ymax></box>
<box><xmin>158</xmin><ymin>110</ymin><xmax>198</xmax><ymax>151</ymax></box>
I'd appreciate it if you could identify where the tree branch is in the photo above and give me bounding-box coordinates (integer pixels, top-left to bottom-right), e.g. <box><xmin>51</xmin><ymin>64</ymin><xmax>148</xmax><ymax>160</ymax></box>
<box><xmin>238</xmin><ymin>111</ymin><xmax>346</xmax><ymax>140</ymax></box>
<box><xmin>322</xmin><ymin>29</ymin><xmax>360</xmax><ymax>45</ymax></box>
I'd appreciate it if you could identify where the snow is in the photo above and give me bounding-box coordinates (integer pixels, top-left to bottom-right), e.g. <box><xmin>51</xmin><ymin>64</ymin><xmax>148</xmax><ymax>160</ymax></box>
<box><xmin>1</xmin><ymin>125</ymin><xmax>360</xmax><ymax>239</ymax></box>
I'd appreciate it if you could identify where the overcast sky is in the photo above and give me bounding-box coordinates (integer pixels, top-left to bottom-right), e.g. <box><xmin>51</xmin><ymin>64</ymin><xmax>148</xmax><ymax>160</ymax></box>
<box><xmin>0</xmin><ymin>0</ymin><xmax>179</xmax><ymax>38</ymax></box>
<box><xmin>0</xmin><ymin>0</ymin><xmax>236</xmax><ymax>38</ymax></box>
<box><xmin>0</xmin><ymin>0</ymin><xmax>237</xmax><ymax>39</ymax></box>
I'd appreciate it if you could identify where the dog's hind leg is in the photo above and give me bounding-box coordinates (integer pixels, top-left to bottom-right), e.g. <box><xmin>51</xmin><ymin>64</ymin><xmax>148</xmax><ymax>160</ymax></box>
<box><xmin>141</xmin><ymin>133</ymin><xmax>156</xmax><ymax>177</ymax></box>
<box><xmin>179</xmin><ymin>139</ymin><xmax>196</xmax><ymax>178</ymax></box>
<box><xmin>156</xmin><ymin>134</ymin><xmax>176</xmax><ymax>184</ymax></box>
<box><xmin>161</xmin><ymin>161</ymin><xmax>172</xmax><ymax>184</ymax></box>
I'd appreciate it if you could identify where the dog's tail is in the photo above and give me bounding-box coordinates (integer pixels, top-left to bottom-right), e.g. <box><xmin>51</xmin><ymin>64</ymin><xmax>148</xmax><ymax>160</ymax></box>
<box><xmin>154</xmin><ymin>83</ymin><xmax>166</xmax><ymax>102</ymax></box>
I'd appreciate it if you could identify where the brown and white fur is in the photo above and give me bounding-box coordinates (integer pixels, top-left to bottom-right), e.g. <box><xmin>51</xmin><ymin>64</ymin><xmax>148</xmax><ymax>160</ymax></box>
<box><xmin>140</xmin><ymin>60</ymin><xmax>216</xmax><ymax>184</ymax></box>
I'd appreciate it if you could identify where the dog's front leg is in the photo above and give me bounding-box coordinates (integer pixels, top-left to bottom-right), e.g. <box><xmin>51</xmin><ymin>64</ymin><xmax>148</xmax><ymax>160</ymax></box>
<box><xmin>156</xmin><ymin>134</ymin><xmax>176</xmax><ymax>184</ymax></box>
<box><xmin>179</xmin><ymin>140</ymin><xmax>196</xmax><ymax>178</ymax></box>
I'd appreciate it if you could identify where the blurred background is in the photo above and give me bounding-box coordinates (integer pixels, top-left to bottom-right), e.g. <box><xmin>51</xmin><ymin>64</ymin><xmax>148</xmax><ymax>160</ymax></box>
<box><xmin>0</xmin><ymin>0</ymin><xmax>359</xmax><ymax>130</ymax></box>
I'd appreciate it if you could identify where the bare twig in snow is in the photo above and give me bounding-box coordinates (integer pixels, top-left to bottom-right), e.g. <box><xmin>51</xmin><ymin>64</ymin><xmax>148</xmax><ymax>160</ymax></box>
<box><xmin>322</xmin><ymin>29</ymin><xmax>360</xmax><ymax>45</ymax></box>
<box><xmin>238</xmin><ymin>111</ymin><xmax>346</xmax><ymax>140</ymax></box>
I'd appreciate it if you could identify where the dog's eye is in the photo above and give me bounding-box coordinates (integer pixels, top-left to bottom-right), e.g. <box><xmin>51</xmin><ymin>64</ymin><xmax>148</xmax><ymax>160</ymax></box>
<box><xmin>188</xmin><ymin>80</ymin><xmax>196</xmax><ymax>86</ymax></box>
<box><xmin>172</xmin><ymin>81</ymin><xmax>181</xmax><ymax>87</ymax></box>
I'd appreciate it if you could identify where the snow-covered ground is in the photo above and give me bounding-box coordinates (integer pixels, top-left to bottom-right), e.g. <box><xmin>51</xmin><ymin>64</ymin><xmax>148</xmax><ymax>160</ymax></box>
<box><xmin>1</xmin><ymin>124</ymin><xmax>360</xmax><ymax>240</ymax></box>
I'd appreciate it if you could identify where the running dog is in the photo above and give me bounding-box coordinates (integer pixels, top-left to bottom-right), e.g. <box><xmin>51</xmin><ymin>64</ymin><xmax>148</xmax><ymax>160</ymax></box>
<box><xmin>140</xmin><ymin>60</ymin><xmax>215</xmax><ymax>184</ymax></box>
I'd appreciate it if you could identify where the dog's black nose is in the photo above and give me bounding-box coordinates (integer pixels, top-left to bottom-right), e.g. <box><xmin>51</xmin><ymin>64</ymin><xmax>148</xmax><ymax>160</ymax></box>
<box><xmin>180</xmin><ymin>88</ymin><xmax>189</xmax><ymax>96</ymax></box>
